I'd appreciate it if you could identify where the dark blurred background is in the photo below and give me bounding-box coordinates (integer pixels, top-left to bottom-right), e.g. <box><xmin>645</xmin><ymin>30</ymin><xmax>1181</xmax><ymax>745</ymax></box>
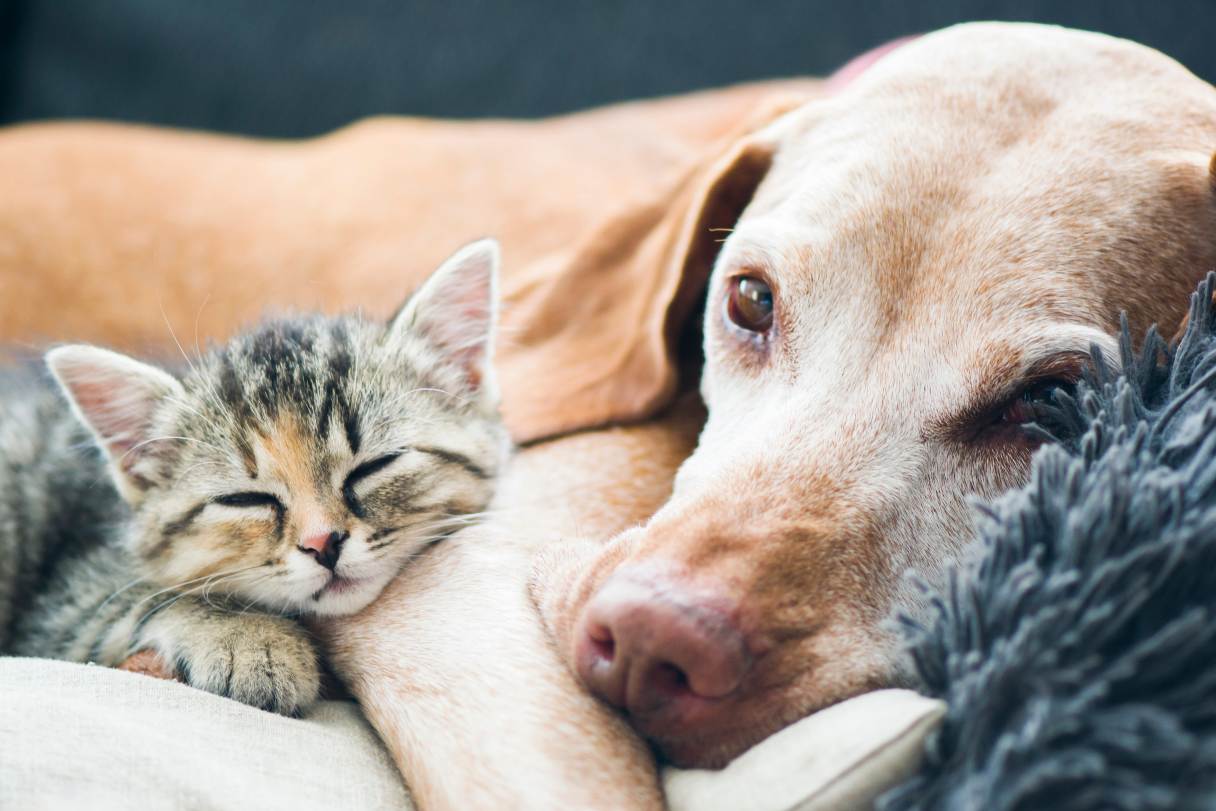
<box><xmin>1</xmin><ymin>0</ymin><xmax>1213</xmax><ymax>138</ymax></box>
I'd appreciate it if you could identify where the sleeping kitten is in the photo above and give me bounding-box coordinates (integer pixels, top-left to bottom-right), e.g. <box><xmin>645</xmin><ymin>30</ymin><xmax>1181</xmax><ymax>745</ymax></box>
<box><xmin>0</xmin><ymin>240</ymin><xmax>508</xmax><ymax>714</ymax></box>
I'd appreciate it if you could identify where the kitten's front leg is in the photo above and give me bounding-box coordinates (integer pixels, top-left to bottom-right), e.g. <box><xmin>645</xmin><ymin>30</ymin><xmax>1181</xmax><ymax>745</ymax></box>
<box><xmin>9</xmin><ymin>546</ymin><xmax>321</xmax><ymax>714</ymax></box>
<box><xmin>128</xmin><ymin>597</ymin><xmax>321</xmax><ymax>716</ymax></box>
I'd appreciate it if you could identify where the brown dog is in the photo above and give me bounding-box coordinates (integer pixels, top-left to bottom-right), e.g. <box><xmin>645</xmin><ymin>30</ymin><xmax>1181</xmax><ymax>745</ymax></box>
<box><xmin>3</xmin><ymin>20</ymin><xmax>1215</xmax><ymax>810</ymax></box>
<box><xmin>531</xmin><ymin>23</ymin><xmax>1216</xmax><ymax>769</ymax></box>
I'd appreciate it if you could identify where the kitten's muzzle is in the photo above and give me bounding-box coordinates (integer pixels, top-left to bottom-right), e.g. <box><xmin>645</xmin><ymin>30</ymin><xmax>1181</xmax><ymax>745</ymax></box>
<box><xmin>298</xmin><ymin>530</ymin><xmax>348</xmax><ymax>571</ymax></box>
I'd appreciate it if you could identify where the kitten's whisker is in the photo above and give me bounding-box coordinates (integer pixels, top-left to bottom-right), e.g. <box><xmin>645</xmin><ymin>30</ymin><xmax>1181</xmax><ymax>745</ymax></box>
<box><xmin>368</xmin><ymin>520</ymin><xmax>481</xmax><ymax>556</ymax></box>
<box><xmin>136</xmin><ymin>579</ymin><xmax>220</xmax><ymax>627</ymax></box>
<box><xmin>192</xmin><ymin>292</ymin><xmax>212</xmax><ymax>365</ymax></box>
<box><xmin>139</xmin><ymin>569</ymin><xmax>247</xmax><ymax>624</ymax></box>
<box><xmin>161</xmin><ymin>395</ymin><xmax>230</xmax><ymax>443</ymax></box>
<box><xmin>140</xmin><ymin>565</ymin><xmax>264</xmax><ymax>622</ymax></box>
<box><xmin>130</xmin><ymin>564</ymin><xmax>263</xmax><ymax>613</ymax></box>
<box><xmin>235</xmin><ymin>589</ymin><xmax>268</xmax><ymax>614</ymax></box>
<box><xmin>94</xmin><ymin>575</ymin><xmax>149</xmax><ymax>615</ymax></box>
<box><xmin>160</xmin><ymin>300</ymin><xmax>202</xmax><ymax>380</ymax></box>
<box><xmin>414</xmin><ymin>509</ymin><xmax>511</xmax><ymax>530</ymax></box>
<box><xmin>400</xmin><ymin>385</ymin><xmax>473</xmax><ymax>407</ymax></box>
<box><xmin>122</xmin><ymin>435</ymin><xmax>227</xmax><ymax>461</ymax></box>
<box><xmin>170</xmin><ymin>459</ymin><xmax>230</xmax><ymax>488</ymax></box>
<box><xmin>364</xmin><ymin>507</ymin><xmax>520</xmax><ymax>556</ymax></box>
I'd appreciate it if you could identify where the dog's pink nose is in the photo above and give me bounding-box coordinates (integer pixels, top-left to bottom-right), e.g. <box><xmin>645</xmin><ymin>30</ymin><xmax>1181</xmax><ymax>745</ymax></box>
<box><xmin>575</xmin><ymin>569</ymin><xmax>751</xmax><ymax>719</ymax></box>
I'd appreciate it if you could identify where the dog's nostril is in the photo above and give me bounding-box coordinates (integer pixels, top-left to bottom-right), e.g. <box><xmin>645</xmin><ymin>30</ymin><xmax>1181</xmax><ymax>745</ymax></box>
<box><xmin>587</xmin><ymin>624</ymin><xmax>616</xmax><ymax>662</ymax></box>
<box><xmin>591</xmin><ymin>635</ymin><xmax>615</xmax><ymax>662</ymax></box>
<box><xmin>649</xmin><ymin>662</ymin><xmax>690</xmax><ymax>697</ymax></box>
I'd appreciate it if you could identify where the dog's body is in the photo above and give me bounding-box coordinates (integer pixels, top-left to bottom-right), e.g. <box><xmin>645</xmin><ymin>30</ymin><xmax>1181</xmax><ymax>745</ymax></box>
<box><xmin>320</xmin><ymin>397</ymin><xmax>705</xmax><ymax>809</ymax></box>
<box><xmin>2</xmin><ymin>21</ymin><xmax>1215</xmax><ymax>810</ymax></box>
<box><xmin>0</xmin><ymin>79</ymin><xmax>801</xmax><ymax>811</ymax></box>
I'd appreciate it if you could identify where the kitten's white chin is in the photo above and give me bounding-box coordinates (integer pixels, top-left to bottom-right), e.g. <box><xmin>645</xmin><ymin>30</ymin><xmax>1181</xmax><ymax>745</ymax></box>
<box><xmin>303</xmin><ymin>574</ymin><xmax>391</xmax><ymax>617</ymax></box>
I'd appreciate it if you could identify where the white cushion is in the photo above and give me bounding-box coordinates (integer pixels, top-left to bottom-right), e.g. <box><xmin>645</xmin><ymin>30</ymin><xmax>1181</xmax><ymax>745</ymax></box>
<box><xmin>664</xmin><ymin>689</ymin><xmax>945</xmax><ymax>811</ymax></box>
<box><xmin>0</xmin><ymin>657</ymin><xmax>411</xmax><ymax>811</ymax></box>
<box><xmin>0</xmin><ymin>658</ymin><xmax>941</xmax><ymax>810</ymax></box>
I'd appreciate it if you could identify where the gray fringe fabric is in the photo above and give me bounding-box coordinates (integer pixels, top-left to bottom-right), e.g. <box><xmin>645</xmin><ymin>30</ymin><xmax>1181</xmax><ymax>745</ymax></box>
<box><xmin>879</xmin><ymin>276</ymin><xmax>1216</xmax><ymax>811</ymax></box>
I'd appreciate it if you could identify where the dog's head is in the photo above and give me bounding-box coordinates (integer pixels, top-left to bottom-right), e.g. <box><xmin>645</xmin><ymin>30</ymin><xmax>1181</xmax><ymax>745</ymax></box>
<box><xmin>536</xmin><ymin>23</ymin><xmax>1216</xmax><ymax>768</ymax></box>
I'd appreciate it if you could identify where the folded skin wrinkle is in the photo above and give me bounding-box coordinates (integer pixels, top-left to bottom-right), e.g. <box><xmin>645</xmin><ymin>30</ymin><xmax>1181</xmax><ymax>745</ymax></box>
<box><xmin>0</xmin><ymin>240</ymin><xmax>508</xmax><ymax>716</ymax></box>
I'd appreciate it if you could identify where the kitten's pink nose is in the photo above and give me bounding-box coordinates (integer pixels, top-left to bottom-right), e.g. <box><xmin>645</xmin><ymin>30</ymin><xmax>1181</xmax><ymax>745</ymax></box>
<box><xmin>298</xmin><ymin>530</ymin><xmax>348</xmax><ymax>571</ymax></box>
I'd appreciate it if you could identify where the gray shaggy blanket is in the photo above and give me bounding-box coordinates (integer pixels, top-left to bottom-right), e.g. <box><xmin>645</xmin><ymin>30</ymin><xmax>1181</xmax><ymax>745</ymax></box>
<box><xmin>880</xmin><ymin>276</ymin><xmax>1216</xmax><ymax>811</ymax></box>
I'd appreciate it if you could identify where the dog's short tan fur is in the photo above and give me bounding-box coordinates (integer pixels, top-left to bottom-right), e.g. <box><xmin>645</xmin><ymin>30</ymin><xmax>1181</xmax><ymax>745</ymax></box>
<box><xmin>3</xmin><ymin>21</ymin><xmax>1216</xmax><ymax>810</ymax></box>
<box><xmin>320</xmin><ymin>396</ymin><xmax>705</xmax><ymax>809</ymax></box>
<box><xmin>534</xmin><ymin>23</ymin><xmax>1216</xmax><ymax>769</ymax></box>
<box><xmin>0</xmin><ymin>77</ymin><xmax>796</xmax><ymax>810</ymax></box>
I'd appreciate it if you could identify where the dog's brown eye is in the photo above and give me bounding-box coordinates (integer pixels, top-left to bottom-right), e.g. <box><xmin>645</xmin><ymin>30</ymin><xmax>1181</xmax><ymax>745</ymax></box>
<box><xmin>726</xmin><ymin>277</ymin><xmax>774</xmax><ymax>333</ymax></box>
<box><xmin>992</xmin><ymin>378</ymin><xmax>1078</xmax><ymax>447</ymax></box>
<box><xmin>1000</xmin><ymin>380</ymin><xmax>1068</xmax><ymax>426</ymax></box>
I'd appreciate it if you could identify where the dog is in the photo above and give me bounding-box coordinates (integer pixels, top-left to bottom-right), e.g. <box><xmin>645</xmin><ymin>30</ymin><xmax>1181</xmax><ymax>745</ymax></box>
<box><xmin>527</xmin><ymin>22</ymin><xmax>1216</xmax><ymax>770</ymax></box>
<box><xmin>3</xmin><ymin>21</ymin><xmax>1215</xmax><ymax>810</ymax></box>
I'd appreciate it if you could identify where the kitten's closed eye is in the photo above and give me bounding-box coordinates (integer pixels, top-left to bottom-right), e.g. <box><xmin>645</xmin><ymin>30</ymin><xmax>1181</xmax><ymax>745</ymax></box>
<box><xmin>213</xmin><ymin>492</ymin><xmax>284</xmax><ymax>511</ymax></box>
<box><xmin>343</xmin><ymin>453</ymin><xmax>402</xmax><ymax>517</ymax></box>
<box><xmin>345</xmin><ymin>453</ymin><xmax>402</xmax><ymax>486</ymax></box>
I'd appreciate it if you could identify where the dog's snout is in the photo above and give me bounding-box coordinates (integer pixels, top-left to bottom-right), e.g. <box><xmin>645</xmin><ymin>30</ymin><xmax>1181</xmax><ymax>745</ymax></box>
<box><xmin>575</xmin><ymin>568</ymin><xmax>751</xmax><ymax>722</ymax></box>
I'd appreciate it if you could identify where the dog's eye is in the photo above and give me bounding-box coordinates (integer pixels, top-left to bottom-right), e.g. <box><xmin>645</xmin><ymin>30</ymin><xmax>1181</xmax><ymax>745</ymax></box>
<box><xmin>998</xmin><ymin>379</ymin><xmax>1074</xmax><ymax>439</ymax></box>
<box><xmin>725</xmin><ymin>276</ymin><xmax>774</xmax><ymax>333</ymax></box>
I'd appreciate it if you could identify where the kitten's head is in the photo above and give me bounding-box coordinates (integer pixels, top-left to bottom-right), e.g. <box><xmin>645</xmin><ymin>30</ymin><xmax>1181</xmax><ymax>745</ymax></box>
<box><xmin>48</xmin><ymin>240</ymin><xmax>508</xmax><ymax>617</ymax></box>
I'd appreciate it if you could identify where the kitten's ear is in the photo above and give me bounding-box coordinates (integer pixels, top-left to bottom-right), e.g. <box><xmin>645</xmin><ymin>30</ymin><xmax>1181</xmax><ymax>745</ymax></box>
<box><xmin>389</xmin><ymin>238</ymin><xmax>500</xmax><ymax>401</ymax></box>
<box><xmin>46</xmin><ymin>345</ymin><xmax>184</xmax><ymax>498</ymax></box>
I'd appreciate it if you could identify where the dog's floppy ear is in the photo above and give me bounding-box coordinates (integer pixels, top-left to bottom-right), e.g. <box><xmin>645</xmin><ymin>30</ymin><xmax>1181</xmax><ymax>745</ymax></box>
<box><xmin>658</xmin><ymin>131</ymin><xmax>781</xmax><ymax>367</ymax></box>
<box><xmin>498</xmin><ymin>97</ymin><xmax>805</xmax><ymax>443</ymax></box>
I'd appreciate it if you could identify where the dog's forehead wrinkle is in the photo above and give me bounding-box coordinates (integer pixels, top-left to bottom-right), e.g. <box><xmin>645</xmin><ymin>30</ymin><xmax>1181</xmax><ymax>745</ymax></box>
<box><xmin>738</xmin><ymin>152</ymin><xmax>1168</xmax><ymax>361</ymax></box>
<box><xmin>751</xmin><ymin>37</ymin><xmax>1214</xmax><ymax>329</ymax></box>
<box><xmin>716</xmin><ymin>225</ymin><xmax>809</xmax><ymax>283</ymax></box>
<box><xmin>959</xmin><ymin>323</ymin><xmax>1120</xmax><ymax>393</ymax></box>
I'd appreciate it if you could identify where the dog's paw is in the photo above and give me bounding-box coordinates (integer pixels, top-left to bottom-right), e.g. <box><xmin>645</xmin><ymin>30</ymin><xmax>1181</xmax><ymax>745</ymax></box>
<box><xmin>162</xmin><ymin>611</ymin><xmax>321</xmax><ymax>716</ymax></box>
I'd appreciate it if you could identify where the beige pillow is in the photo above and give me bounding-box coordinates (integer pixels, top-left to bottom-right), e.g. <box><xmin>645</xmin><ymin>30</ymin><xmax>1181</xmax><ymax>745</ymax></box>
<box><xmin>0</xmin><ymin>658</ymin><xmax>940</xmax><ymax>810</ymax></box>
<box><xmin>664</xmin><ymin>689</ymin><xmax>945</xmax><ymax>811</ymax></box>
<box><xmin>0</xmin><ymin>657</ymin><xmax>411</xmax><ymax>811</ymax></box>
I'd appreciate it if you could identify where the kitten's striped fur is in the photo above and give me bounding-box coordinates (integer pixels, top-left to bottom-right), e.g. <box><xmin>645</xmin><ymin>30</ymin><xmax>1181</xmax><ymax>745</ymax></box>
<box><xmin>0</xmin><ymin>240</ymin><xmax>507</xmax><ymax>714</ymax></box>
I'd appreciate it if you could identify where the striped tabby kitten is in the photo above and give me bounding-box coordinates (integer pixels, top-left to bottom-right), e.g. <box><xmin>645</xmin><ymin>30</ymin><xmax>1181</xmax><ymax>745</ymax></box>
<box><xmin>0</xmin><ymin>240</ymin><xmax>507</xmax><ymax>714</ymax></box>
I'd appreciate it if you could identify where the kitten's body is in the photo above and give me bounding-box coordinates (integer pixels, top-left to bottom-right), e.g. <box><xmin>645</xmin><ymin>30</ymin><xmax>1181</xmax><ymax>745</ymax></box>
<box><xmin>0</xmin><ymin>367</ymin><xmax>130</xmax><ymax>657</ymax></box>
<box><xmin>0</xmin><ymin>241</ymin><xmax>506</xmax><ymax>714</ymax></box>
<box><xmin>0</xmin><ymin>373</ymin><xmax>323</xmax><ymax>710</ymax></box>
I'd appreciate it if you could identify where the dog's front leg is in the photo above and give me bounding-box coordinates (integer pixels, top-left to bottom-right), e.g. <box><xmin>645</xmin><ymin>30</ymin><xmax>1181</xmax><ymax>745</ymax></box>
<box><xmin>320</xmin><ymin>401</ymin><xmax>705</xmax><ymax>809</ymax></box>
<box><xmin>318</xmin><ymin>531</ymin><xmax>664</xmax><ymax>811</ymax></box>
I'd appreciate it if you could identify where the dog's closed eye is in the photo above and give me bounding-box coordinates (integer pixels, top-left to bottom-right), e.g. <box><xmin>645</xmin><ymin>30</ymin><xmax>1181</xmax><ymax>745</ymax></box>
<box><xmin>932</xmin><ymin>351</ymin><xmax>1089</xmax><ymax>447</ymax></box>
<box><xmin>990</xmin><ymin>377</ymin><xmax>1077</xmax><ymax>442</ymax></box>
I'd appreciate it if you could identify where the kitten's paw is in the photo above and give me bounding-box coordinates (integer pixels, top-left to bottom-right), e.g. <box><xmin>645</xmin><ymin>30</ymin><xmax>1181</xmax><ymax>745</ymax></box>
<box><xmin>170</xmin><ymin>613</ymin><xmax>321</xmax><ymax>716</ymax></box>
<box><xmin>117</xmin><ymin>649</ymin><xmax>178</xmax><ymax>681</ymax></box>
